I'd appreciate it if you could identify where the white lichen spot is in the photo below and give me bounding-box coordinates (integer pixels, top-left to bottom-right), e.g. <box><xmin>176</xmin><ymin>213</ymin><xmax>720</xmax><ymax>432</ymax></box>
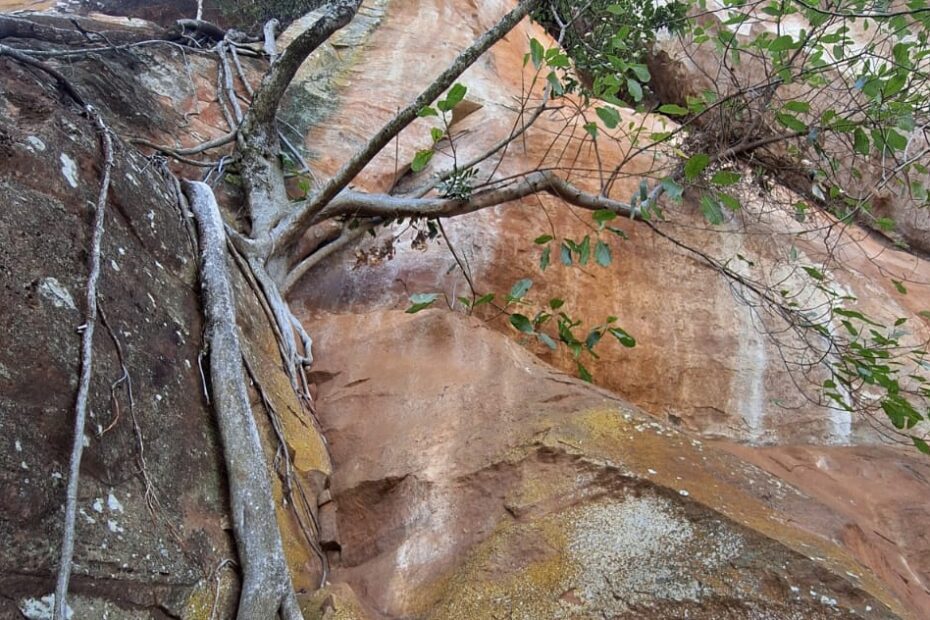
<box><xmin>19</xmin><ymin>594</ymin><xmax>72</xmax><ymax>619</ymax></box>
<box><xmin>15</xmin><ymin>439</ymin><xmax>22</xmax><ymax>452</ymax></box>
<box><xmin>147</xmin><ymin>292</ymin><xmax>157</xmax><ymax>308</ymax></box>
<box><xmin>819</xmin><ymin>595</ymin><xmax>837</xmax><ymax>606</ymax></box>
<box><xmin>21</xmin><ymin>461</ymin><xmax>28</xmax><ymax>470</ymax></box>
<box><xmin>59</xmin><ymin>153</ymin><xmax>79</xmax><ymax>188</ymax></box>
<box><xmin>79</xmin><ymin>508</ymin><xmax>96</xmax><ymax>524</ymax></box>
<box><xmin>51</xmin><ymin>472</ymin><xmax>63</xmax><ymax>480</ymax></box>
<box><xmin>107</xmin><ymin>492</ymin><xmax>124</xmax><ymax>513</ymax></box>
<box><xmin>93</xmin><ymin>498</ymin><xmax>104</xmax><ymax>513</ymax></box>
<box><xmin>146</xmin><ymin>210</ymin><xmax>156</xmax><ymax>229</ymax></box>
<box><xmin>25</xmin><ymin>136</ymin><xmax>46</xmax><ymax>153</ymax></box>
<box><xmin>37</xmin><ymin>277</ymin><xmax>76</xmax><ymax>310</ymax></box>
<box><xmin>679</xmin><ymin>489</ymin><xmax>689</xmax><ymax>497</ymax></box>
<box><xmin>118</xmin><ymin>246</ymin><xmax>126</xmax><ymax>256</ymax></box>
<box><xmin>647</xmin><ymin>468</ymin><xmax>657</xmax><ymax>475</ymax></box>
<box><xmin>110</xmin><ymin>259</ymin><xmax>120</xmax><ymax>272</ymax></box>
<box><xmin>82</xmin><ymin>434</ymin><xmax>91</xmax><ymax>448</ymax></box>
<box><xmin>107</xmin><ymin>519</ymin><xmax>124</xmax><ymax>533</ymax></box>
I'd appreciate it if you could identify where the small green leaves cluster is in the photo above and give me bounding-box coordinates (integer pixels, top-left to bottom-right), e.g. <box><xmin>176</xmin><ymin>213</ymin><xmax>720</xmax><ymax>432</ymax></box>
<box><xmin>792</xmin><ymin>266</ymin><xmax>930</xmax><ymax>453</ymax></box>
<box><xmin>405</xmin><ymin>268</ymin><xmax>637</xmax><ymax>382</ymax></box>
<box><xmin>504</xmin><ymin>278</ymin><xmax>636</xmax><ymax>382</ymax></box>
<box><xmin>526</xmin><ymin>36</ymin><xmax>574</xmax><ymax>96</ymax></box>
<box><xmin>414</xmin><ymin>83</ymin><xmax>469</xmax><ymax>173</ymax></box>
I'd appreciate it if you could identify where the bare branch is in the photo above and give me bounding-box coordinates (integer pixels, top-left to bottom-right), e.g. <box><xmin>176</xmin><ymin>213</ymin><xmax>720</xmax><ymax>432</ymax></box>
<box><xmin>0</xmin><ymin>44</ymin><xmax>87</xmax><ymax>107</ymax></box>
<box><xmin>282</xmin><ymin>223</ymin><xmax>371</xmax><ymax>294</ymax></box>
<box><xmin>313</xmin><ymin>170</ymin><xmax>635</xmax><ymax>222</ymax></box>
<box><xmin>245</xmin><ymin>1</ymin><xmax>362</xmax><ymax>131</ymax></box>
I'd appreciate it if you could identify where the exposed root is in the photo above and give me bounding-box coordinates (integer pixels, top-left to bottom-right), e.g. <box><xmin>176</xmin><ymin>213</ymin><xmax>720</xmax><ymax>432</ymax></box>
<box><xmin>242</xmin><ymin>355</ymin><xmax>329</xmax><ymax>584</ymax></box>
<box><xmin>184</xmin><ymin>180</ymin><xmax>302</xmax><ymax>620</ymax></box>
<box><xmin>263</xmin><ymin>19</ymin><xmax>279</xmax><ymax>64</ymax></box>
<box><xmin>217</xmin><ymin>41</ymin><xmax>244</xmax><ymax>124</ymax></box>
<box><xmin>54</xmin><ymin>108</ymin><xmax>114</xmax><ymax>620</ymax></box>
<box><xmin>98</xmin><ymin>303</ymin><xmax>162</xmax><ymax>518</ymax></box>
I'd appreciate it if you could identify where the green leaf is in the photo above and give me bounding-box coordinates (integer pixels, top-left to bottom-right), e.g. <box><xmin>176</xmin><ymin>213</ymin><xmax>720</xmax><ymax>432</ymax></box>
<box><xmin>684</xmin><ymin>153</ymin><xmax>710</xmax><ymax>180</ymax></box>
<box><xmin>549</xmin><ymin>298</ymin><xmax>564</xmax><ymax>310</ymax></box>
<box><xmin>596</xmin><ymin>106</ymin><xmax>620</xmax><ymax>129</ymax></box>
<box><xmin>530</xmin><ymin>38</ymin><xmax>544</xmax><ymax>70</ymax></box>
<box><xmin>534</xmin><ymin>234</ymin><xmax>554</xmax><ymax>244</ymax></box>
<box><xmin>584</xmin><ymin>122</ymin><xmax>598</xmax><ymax>139</ymax></box>
<box><xmin>893</xmin><ymin>279</ymin><xmax>908</xmax><ymax>294</ymax></box>
<box><xmin>661</xmin><ymin>177</ymin><xmax>684</xmax><ymax>201</ymax></box>
<box><xmin>577</xmin><ymin>362</ymin><xmax>593</xmax><ymax>383</ymax></box>
<box><xmin>578</xmin><ymin>236</ymin><xmax>591</xmax><ymax>265</ymax></box>
<box><xmin>802</xmin><ymin>265</ymin><xmax>824</xmax><ymax>281</ymax></box>
<box><xmin>853</xmin><ymin>128</ymin><xmax>870</xmax><ymax>155</ymax></box>
<box><xmin>886</xmin><ymin>129</ymin><xmax>908</xmax><ymax>151</ymax></box>
<box><xmin>411</xmin><ymin>149</ymin><xmax>434</xmax><ymax>172</ymax></box>
<box><xmin>595</xmin><ymin>240</ymin><xmax>612</xmax><ymax>267</ymax></box>
<box><xmin>430</xmin><ymin>127</ymin><xmax>444</xmax><ymax>142</ymax></box>
<box><xmin>699</xmin><ymin>194</ymin><xmax>724</xmax><ymax>225</ymax></box>
<box><xmin>783</xmin><ymin>101</ymin><xmax>811</xmax><ymax>113</ymax></box>
<box><xmin>406</xmin><ymin>293</ymin><xmax>439</xmax><ymax>314</ymax></box>
<box><xmin>585</xmin><ymin>329</ymin><xmax>603</xmax><ymax>350</ymax></box>
<box><xmin>776</xmin><ymin>112</ymin><xmax>807</xmax><ymax>132</ymax></box>
<box><xmin>769</xmin><ymin>34</ymin><xmax>795</xmax><ymax>52</ymax></box>
<box><xmin>718</xmin><ymin>192</ymin><xmax>741</xmax><ymax>211</ymax></box>
<box><xmin>710</xmin><ymin>170</ymin><xmax>741</xmax><ymax>186</ymax></box>
<box><xmin>510</xmin><ymin>313</ymin><xmax>534</xmax><ymax>334</ymax></box>
<box><xmin>508</xmin><ymin>278</ymin><xmax>533</xmax><ymax>301</ymax></box>
<box><xmin>540</xmin><ymin>246</ymin><xmax>550</xmax><ymax>271</ymax></box>
<box><xmin>546</xmin><ymin>71</ymin><xmax>564</xmax><ymax>95</ymax></box>
<box><xmin>657</xmin><ymin>103</ymin><xmax>689</xmax><ymax>116</ymax></box>
<box><xmin>627</xmin><ymin>78</ymin><xmax>644</xmax><ymax>102</ymax></box>
<box><xmin>474</xmin><ymin>293</ymin><xmax>495</xmax><ymax>307</ymax></box>
<box><xmin>560</xmin><ymin>242</ymin><xmax>572</xmax><ymax>265</ymax></box>
<box><xmin>630</xmin><ymin>64</ymin><xmax>651</xmax><ymax>82</ymax></box>
<box><xmin>438</xmin><ymin>83</ymin><xmax>467</xmax><ymax>112</ymax></box>
<box><xmin>538</xmin><ymin>332</ymin><xmax>557</xmax><ymax>350</ymax></box>
<box><xmin>912</xmin><ymin>436</ymin><xmax>930</xmax><ymax>455</ymax></box>
<box><xmin>593</xmin><ymin>209</ymin><xmax>617</xmax><ymax>225</ymax></box>
<box><xmin>608</xmin><ymin>327</ymin><xmax>636</xmax><ymax>347</ymax></box>
<box><xmin>418</xmin><ymin>106</ymin><xmax>438</xmax><ymax>117</ymax></box>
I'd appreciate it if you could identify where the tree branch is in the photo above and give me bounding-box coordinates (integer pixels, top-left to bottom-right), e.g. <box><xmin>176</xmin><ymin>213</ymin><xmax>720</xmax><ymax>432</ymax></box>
<box><xmin>314</xmin><ymin>169</ymin><xmax>635</xmax><ymax>222</ymax></box>
<box><xmin>245</xmin><ymin>0</ymin><xmax>362</xmax><ymax>131</ymax></box>
<box><xmin>270</xmin><ymin>0</ymin><xmax>541</xmax><ymax>253</ymax></box>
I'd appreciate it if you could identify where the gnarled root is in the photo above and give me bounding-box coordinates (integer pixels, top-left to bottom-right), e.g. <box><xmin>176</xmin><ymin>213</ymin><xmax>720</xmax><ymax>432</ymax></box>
<box><xmin>184</xmin><ymin>180</ymin><xmax>303</xmax><ymax>620</ymax></box>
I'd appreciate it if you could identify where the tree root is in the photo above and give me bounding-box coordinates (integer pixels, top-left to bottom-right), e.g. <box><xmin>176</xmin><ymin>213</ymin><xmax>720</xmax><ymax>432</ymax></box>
<box><xmin>184</xmin><ymin>180</ymin><xmax>303</xmax><ymax>620</ymax></box>
<box><xmin>54</xmin><ymin>108</ymin><xmax>114</xmax><ymax>620</ymax></box>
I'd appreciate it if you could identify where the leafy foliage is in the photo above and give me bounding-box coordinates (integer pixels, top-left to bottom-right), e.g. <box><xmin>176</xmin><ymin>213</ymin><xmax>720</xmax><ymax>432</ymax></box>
<box><xmin>532</xmin><ymin>0</ymin><xmax>688</xmax><ymax>101</ymax></box>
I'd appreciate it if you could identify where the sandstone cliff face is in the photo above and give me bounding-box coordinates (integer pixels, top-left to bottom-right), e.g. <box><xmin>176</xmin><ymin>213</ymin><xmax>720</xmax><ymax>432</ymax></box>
<box><xmin>1</xmin><ymin>1</ymin><xmax>929</xmax><ymax>619</ymax></box>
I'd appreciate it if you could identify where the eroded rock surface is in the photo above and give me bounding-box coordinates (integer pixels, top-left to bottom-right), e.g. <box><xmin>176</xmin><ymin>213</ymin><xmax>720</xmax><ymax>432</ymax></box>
<box><xmin>307</xmin><ymin>310</ymin><xmax>901</xmax><ymax>619</ymax></box>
